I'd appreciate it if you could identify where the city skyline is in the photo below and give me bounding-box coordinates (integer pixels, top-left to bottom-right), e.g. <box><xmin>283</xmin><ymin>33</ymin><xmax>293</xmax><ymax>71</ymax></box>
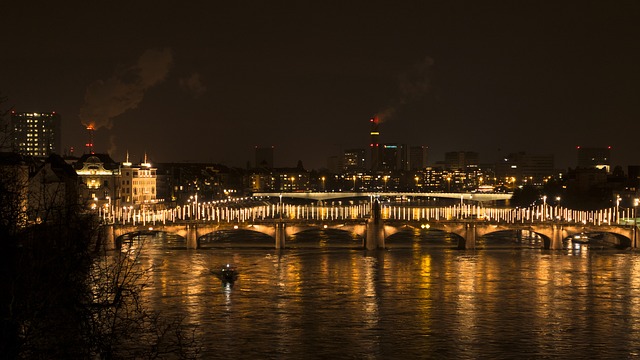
<box><xmin>3</xmin><ymin>1</ymin><xmax>639</xmax><ymax>170</ymax></box>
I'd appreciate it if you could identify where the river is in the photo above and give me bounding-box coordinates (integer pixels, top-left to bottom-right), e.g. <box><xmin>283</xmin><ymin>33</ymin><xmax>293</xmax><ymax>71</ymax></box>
<box><xmin>135</xmin><ymin>229</ymin><xmax>640</xmax><ymax>359</ymax></box>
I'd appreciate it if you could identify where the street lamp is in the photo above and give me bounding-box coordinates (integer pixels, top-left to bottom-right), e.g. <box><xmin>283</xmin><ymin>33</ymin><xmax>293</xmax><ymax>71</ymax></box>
<box><xmin>353</xmin><ymin>175</ymin><xmax>357</xmax><ymax>192</ymax></box>
<box><xmin>616</xmin><ymin>195</ymin><xmax>621</xmax><ymax>224</ymax></box>
<box><xmin>384</xmin><ymin>175</ymin><xmax>389</xmax><ymax>192</ymax></box>
<box><xmin>321</xmin><ymin>176</ymin><xmax>325</xmax><ymax>192</ymax></box>
<box><xmin>542</xmin><ymin>195</ymin><xmax>547</xmax><ymax>220</ymax></box>
<box><xmin>633</xmin><ymin>198</ymin><xmax>640</xmax><ymax>248</ymax></box>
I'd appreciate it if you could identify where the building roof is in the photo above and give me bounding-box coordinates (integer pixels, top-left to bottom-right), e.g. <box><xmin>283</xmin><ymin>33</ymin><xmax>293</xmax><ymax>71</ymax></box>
<box><xmin>73</xmin><ymin>153</ymin><xmax>120</xmax><ymax>171</ymax></box>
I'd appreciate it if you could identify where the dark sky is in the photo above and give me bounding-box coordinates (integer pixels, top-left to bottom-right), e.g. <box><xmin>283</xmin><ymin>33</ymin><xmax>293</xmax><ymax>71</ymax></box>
<box><xmin>4</xmin><ymin>1</ymin><xmax>640</xmax><ymax>170</ymax></box>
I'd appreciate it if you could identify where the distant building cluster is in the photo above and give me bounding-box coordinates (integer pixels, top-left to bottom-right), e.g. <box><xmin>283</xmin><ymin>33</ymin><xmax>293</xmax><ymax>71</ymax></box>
<box><xmin>1</xmin><ymin>110</ymin><xmax>638</xmax><ymax>216</ymax></box>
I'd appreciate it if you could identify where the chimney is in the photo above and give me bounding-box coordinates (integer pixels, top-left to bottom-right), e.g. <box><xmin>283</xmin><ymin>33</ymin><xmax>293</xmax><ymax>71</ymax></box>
<box><xmin>85</xmin><ymin>124</ymin><xmax>95</xmax><ymax>154</ymax></box>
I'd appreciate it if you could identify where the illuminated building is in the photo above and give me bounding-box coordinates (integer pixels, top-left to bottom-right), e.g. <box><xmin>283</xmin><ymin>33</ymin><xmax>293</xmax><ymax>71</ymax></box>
<box><xmin>10</xmin><ymin>111</ymin><xmax>61</xmax><ymax>157</ymax></box>
<box><xmin>120</xmin><ymin>153</ymin><xmax>158</xmax><ymax>209</ymax></box>
<box><xmin>250</xmin><ymin>171</ymin><xmax>274</xmax><ymax>192</ymax></box>
<box><xmin>74</xmin><ymin>153</ymin><xmax>121</xmax><ymax>209</ymax></box>
<box><xmin>343</xmin><ymin>148</ymin><xmax>365</xmax><ymax>172</ymax></box>
<box><xmin>268</xmin><ymin>167</ymin><xmax>309</xmax><ymax>192</ymax></box>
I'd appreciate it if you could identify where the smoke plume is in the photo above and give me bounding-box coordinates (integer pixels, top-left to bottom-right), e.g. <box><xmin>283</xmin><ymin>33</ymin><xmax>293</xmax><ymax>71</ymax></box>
<box><xmin>107</xmin><ymin>134</ymin><xmax>118</xmax><ymax>157</ymax></box>
<box><xmin>79</xmin><ymin>48</ymin><xmax>173</xmax><ymax>129</ymax></box>
<box><xmin>179</xmin><ymin>72</ymin><xmax>207</xmax><ymax>98</ymax></box>
<box><xmin>376</xmin><ymin>56</ymin><xmax>434</xmax><ymax>122</ymax></box>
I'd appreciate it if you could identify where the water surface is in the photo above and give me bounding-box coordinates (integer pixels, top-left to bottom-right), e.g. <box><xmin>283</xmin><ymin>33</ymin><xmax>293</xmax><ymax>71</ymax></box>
<box><xmin>137</xmin><ymin>230</ymin><xmax>640</xmax><ymax>359</ymax></box>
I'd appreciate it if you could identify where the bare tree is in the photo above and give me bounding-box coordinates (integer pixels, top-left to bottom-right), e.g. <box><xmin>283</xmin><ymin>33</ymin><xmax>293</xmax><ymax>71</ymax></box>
<box><xmin>0</xmin><ymin>94</ymin><xmax>199</xmax><ymax>359</ymax></box>
<box><xmin>0</xmin><ymin>92</ymin><xmax>13</xmax><ymax>151</ymax></box>
<box><xmin>88</xmin><ymin>239</ymin><xmax>200</xmax><ymax>359</ymax></box>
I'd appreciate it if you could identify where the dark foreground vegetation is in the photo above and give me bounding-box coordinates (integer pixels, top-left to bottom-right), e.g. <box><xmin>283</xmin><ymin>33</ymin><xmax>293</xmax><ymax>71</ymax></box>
<box><xmin>0</xmin><ymin>205</ymin><xmax>200</xmax><ymax>359</ymax></box>
<box><xmin>1</xmin><ymin>99</ymin><xmax>199</xmax><ymax>358</ymax></box>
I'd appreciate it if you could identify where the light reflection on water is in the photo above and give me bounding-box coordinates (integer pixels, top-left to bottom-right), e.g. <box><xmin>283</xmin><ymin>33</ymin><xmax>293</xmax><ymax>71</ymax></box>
<box><xmin>131</xmin><ymin>230</ymin><xmax>640</xmax><ymax>359</ymax></box>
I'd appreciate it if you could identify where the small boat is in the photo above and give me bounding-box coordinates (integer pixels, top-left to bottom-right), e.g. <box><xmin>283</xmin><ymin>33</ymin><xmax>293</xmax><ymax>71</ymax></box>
<box><xmin>571</xmin><ymin>234</ymin><xmax>589</xmax><ymax>244</ymax></box>
<box><xmin>215</xmin><ymin>264</ymin><xmax>239</xmax><ymax>283</ymax></box>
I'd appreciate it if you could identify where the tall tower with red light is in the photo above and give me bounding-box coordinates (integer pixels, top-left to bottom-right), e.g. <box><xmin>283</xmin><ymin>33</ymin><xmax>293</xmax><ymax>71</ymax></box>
<box><xmin>85</xmin><ymin>124</ymin><xmax>95</xmax><ymax>154</ymax></box>
<box><xmin>370</xmin><ymin>117</ymin><xmax>380</xmax><ymax>170</ymax></box>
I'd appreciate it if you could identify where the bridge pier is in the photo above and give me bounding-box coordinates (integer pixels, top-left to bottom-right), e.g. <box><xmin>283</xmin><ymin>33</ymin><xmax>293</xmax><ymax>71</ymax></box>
<box><xmin>365</xmin><ymin>218</ymin><xmax>385</xmax><ymax>250</ymax></box>
<box><xmin>465</xmin><ymin>223</ymin><xmax>476</xmax><ymax>250</ymax></box>
<box><xmin>186</xmin><ymin>224</ymin><xmax>198</xmax><ymax>249</ymax></box>
<box><xmin>98</xmin><ymin>224</ymin><xmax>115</xmax><ymax>251</ymax></box>
<box><xmin>365</xmin><ymin>199</ymin><xmax>385</xmax><ymax>250</ymax></box>
<box><xmin>275</xmin><ymin>222</ymin><xmax>286</xmax><ymax>249</ymax></box>
<box><xmin>551</xmin><ymin>224</ymin><xmax>563</xmax><ymax>250</ymax></box>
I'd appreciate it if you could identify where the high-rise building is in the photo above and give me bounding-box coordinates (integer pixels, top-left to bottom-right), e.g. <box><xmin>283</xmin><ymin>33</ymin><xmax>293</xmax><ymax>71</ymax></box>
<box><xmin>577</xmin><ymin>146</ymin><xmax>611</xmax><ymax>172</ymax></box>
<box><xmin>369</xmin><ymin>117</ymin><xmax>380</xmax><ymax>170</ymax></box>
<box><xmin>445</xmin><ymin>151</ymin><xmax>479</xmax><ymax>170</ymax></box>
<box><xmin>409</xmin><ymin>145</ymin><xmax>428</xmax><ymax>170</ymax></box>
<box><xmin>10</xmin><ymin>111</ymin><xmax>61</xmax><ymax>157</ymax></box>
<box><xmin>343</xmin><ymin>148</ymin><xmax>365</xmax><ymax>172</ymax></box>
<box><xmin>255</xmin><ymin>146</ymin><xmax>274</xmax><ymax>169</ymax></box>
<box><xmin>380</xmin><ymin>143</ymin><xmax>408</xmax><ymax>171</ymax></box>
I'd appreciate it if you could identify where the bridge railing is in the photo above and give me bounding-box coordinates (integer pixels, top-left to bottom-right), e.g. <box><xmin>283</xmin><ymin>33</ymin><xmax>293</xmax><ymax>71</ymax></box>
<box><xmin>99</xmin><ymin>202</ymin><xmax>373</xmax><ymax>226</ymax></box>
<box><xmin>383</xmin><ymin>203</ymin><xmax>628</xmax><ymax>226</ymax></box>
<box><xmin>99</xmin><ymin>200</ymin><xmax>632</xmax><ymax>228</ymax></box>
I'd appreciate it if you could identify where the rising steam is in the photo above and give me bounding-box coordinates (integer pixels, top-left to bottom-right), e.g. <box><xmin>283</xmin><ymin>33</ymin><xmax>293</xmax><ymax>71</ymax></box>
<box><xmin>79</xmin><ymin>48</ymin><xmax>174</xmax><ymax>129</ymax></box>
<box><xmin>376</xmin><ymin>56</ymin><xmax>434</xmax><ymax>122</ymax></box>
<box><xmin>179</xmin><ymin>72</ymin><xmax>207</xmax><ymax>98</ymax></box>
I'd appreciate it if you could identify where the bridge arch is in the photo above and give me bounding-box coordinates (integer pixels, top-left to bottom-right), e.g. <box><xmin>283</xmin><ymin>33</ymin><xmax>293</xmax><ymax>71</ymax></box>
<box><xmin>114</xmin><ymin>229</ymin><xmax>187</xmax><ymax>250</ymax></box>
<box><xmin>198</xmin><ymin>228</ymin><xmax>275</xmax><ymax>248</ymax></box>
<box><xmin>384</xmin><ymin>225</ymin><xmax>464</xmax><ymax>248</ymax></box>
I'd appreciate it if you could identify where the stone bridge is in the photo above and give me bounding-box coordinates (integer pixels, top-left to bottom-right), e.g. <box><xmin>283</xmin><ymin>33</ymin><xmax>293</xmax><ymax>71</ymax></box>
<box><xmin>99</xmin><ymin>219</ymin><xmax>369</xmax><ymax>250</ymax></box>
<box><xmin>382</xmin><ymin>220</ymin><xmax>637</xmax><ymax>250</ymax></box>
<box><xmin>99</xmin><ymin>216</ymin><xmax>637</xmax><ymax>251</ymax></box>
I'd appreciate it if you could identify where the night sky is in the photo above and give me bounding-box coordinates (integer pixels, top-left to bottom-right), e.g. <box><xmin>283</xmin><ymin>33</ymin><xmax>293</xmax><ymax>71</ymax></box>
<box><xmin>4</xmin><ymin>1</ymin><xmax>639</xmax><ymax>170</ymax></box>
